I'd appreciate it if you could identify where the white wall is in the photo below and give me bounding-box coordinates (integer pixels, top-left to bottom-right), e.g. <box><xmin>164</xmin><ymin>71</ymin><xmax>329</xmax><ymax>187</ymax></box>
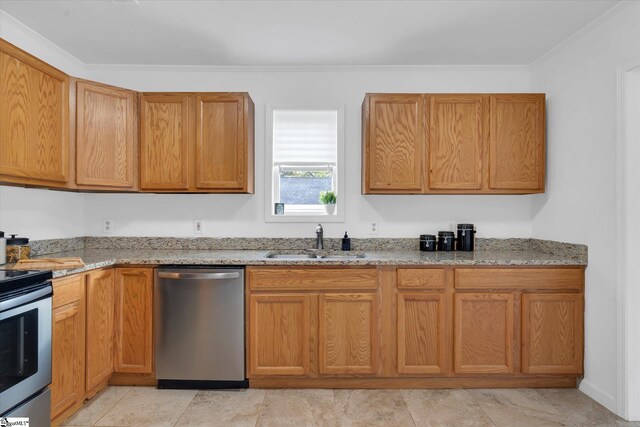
<box><xmin>84</xmin><ymin>67</ymin><xmax>534</xmax><ymax>239</ymax></box>
<box><xmin>0</xmin><ymin>11</ymin><xmax>86</xmax><ymax>240</ymax></box>
<box><xmin>0</xmin><ymin>186</ymin><xmax>85</xmax><ymax>240</ymax></box>
<box><xmin>624</xmin><ymin>67</ymin><xmax>640</xmax><ymax>421</ymax></box>
<box><xmin>530</xmin><ymin>2</ymin><xmax>640</xmax><ymax>416</ymax></box>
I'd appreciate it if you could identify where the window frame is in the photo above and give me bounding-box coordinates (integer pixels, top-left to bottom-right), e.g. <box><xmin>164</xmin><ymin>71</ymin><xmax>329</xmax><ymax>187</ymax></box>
<box><xmin>264</xmin><ymin>104</ymin><xmax>346</xmax><ymax>223</ymax></box>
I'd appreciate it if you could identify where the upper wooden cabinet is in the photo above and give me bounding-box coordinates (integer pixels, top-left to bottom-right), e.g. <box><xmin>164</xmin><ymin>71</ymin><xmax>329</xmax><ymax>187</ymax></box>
<box><xmin>140</xmin><ymin>94</ymin><xmax>191</xmax><ymax>190</ymax></box>
<box><xmin>139</xmin><ymin>93</ymin><xmax>191</xmax><ymax>190</ymax></box>
<box><xmin>195</xmin><ymin>93</ymin><xmax>254</xmax><ymax>192</ymax></box>
<box><xmin>362</xmin><ymin>93</ymin><xmax>545</xmax><ymax>194</ymax></box>
<box><xmin>139</xmin><ymin>92</ymin><xmax>254</xmax><ymax>193</ymax></box>
<box><xmin>362</xmin><ymin>94</ymin><xmax>423</xmax><ymax>193</ymax></box>
<box><xmin>0</xmin><ymin>39</ymin><xmax>70</xmax><ymax>187</ymax></box>
<box><xmin>489</xmin><ymin>94</ymin><xmax>545</xmax><ymax>191</ymax></box>
<box><xmin>75</xmin><ymin>80</ymin><xmax>137</xmax><ymax>189</ymax></box>
<box><xmin>0</xmin><ymin>38</ymin><xmax>255</xmax><ymax>194</ymax></box>
<box><xmin>427</xmin><ymin>95</ymin><xmax>485</xmax><ymax>190</ymax></box>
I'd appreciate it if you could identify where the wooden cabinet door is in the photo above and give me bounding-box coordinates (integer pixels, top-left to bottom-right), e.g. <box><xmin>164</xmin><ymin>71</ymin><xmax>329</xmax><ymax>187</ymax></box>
<box><xmin>427</xmin><ymin>95</ymin><xmax>484</xmax><ymax>190</ymax></box>
<box><xmin>139</xmin><ymin>94</ymin><xmax>190</xmax><ymax>190</ymax></box>
<box><xmin>0</xmin><ymin>39</ymin><xmax>69</xmax><ymax>185</ymax></box>
<box><xmin>114</xmin><ymin>268</ymin><xmax>153</xmax><ymax>373</ymax></box>
<box><xmin>51</xmin><ymin>300</ymin><xmax>84</xmax><ymax>420</ymax></box>
<box><xmin>489</xmin><ymin>94</ymin><xmax>545</xmax><ymax>191</ymax></box>
<box><xmin>397</xmin><ymin>293</ymin><xmax>447</xmax><ymax>375</ymax></box>
<box><xmin>85</xmin><ymin>269</ymin><xmax>115</xmax><ymax>391</ymax></box>
<box><xmin>319</xmin><ymin>293</ymin><xmax>378</xmax><ymax>375</ymax></box>
<box><xmin>195</xmin><ymin>93</ymin><xmax>247</xmax><ymax>190</ymax></box>
<box><xmin>454</xmin><ymin>293</ymin><xmax>514</xmax><ymax>374</ymax></box>
<box><xmin>76</xmin><ymin>81</ymin><xmax>136</xmax><ymax>188</ymax></box>
<box><xmin>522</xmin><ymin>293</ymin><xmax>583</xmax><ymax>374</ymax></box>
<box><xmin>249</xmin><ymin>294</ymin><xmax>313</xmax><ymax>376</ymax></box>
<box><xmin>363</xmin><ymin>94</ymin><xmax>423</xmax><ymax>193</ymax></box>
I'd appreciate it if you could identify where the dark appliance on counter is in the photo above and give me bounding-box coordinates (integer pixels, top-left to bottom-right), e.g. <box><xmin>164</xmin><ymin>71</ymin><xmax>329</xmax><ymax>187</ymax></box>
<box><xmin>0</xmin><ymin>269</ymin><xmax>53</xmax><ymax>426</ymax></box>
<box><xmin>456</xmin><ymin>224</ymin><xmax>476</xmax><ymax>252</ymax></box>
<box><xmin>419</xmin><ymin>234</ymin><xmax>436</xmax><ymax>252</ymax></box>
<box><xmin>437</xmin><ymin>231</ymin><xmax>456</xmax><ymax>252</ymax></box>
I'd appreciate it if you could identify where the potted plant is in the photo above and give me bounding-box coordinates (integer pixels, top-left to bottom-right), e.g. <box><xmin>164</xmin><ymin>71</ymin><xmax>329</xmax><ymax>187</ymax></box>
<box><xmin>319</xmin><ymin>191</ymin><xmax>337</xmax><ymax>215</ymax></box>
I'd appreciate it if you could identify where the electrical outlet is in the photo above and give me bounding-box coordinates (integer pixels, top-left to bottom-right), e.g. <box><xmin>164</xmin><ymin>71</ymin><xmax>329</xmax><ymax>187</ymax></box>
<box><xmin>103</xmin><ymin>219</ymin><xmax>113</xmax><ymax>234</ymax></box>
<box><xmin>369</xmin><ymin>221</ymin><xmax>379</xmax><ymax>236</ymax></box>
<box><xmin>194</xmin><ymin>219</ymin><xmax>203</xmax><ymax>234</ymax></box>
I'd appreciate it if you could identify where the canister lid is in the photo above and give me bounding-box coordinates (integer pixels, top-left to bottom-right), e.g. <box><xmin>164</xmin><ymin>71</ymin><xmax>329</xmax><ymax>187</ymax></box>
<box><xmin>7</xmin><ymin>234</ymin><xmax>29</xmax><ymax>245</ymax></box>
<box><xmin>419</xmin><ymin>234</ymin><xmax>436</xmax><ymax>240</ymax></box>
<box><xmin>438</xmin><ymin>231</ymin><xmax>455</xmax><ymax>237</ymax></box>
<box><xmin>457</xmin><ymin>224</ymin><xmax>475</xmax><ymax>230</ymax></box>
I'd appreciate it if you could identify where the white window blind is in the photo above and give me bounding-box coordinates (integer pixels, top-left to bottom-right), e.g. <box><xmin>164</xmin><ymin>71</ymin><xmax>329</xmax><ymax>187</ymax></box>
<box><xmin>273</xmin><ymin>110</ymin><xmax>338</xmax><ymax>165</ymax></box>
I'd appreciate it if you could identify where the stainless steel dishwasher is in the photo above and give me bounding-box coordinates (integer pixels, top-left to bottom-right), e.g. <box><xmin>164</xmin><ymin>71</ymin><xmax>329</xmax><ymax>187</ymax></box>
<box><xmin>155</xmin><ymin>267</ymin><xmax>247</xmax><ymax>389</ymax></box>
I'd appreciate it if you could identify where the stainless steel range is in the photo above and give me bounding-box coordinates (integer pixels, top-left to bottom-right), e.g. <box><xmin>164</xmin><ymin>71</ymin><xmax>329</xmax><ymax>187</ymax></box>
<box><xmin>0</xmin><ymin>269</ymin><xmax>53</xmax><ymax>426</ymax></box>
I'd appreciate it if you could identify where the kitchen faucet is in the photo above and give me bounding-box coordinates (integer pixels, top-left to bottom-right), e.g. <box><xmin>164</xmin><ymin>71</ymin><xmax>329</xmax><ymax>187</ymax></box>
<box><xmin>315</xmin><ymin>224</ymin><xmax>324</xmax><ymax>250</ymax></box>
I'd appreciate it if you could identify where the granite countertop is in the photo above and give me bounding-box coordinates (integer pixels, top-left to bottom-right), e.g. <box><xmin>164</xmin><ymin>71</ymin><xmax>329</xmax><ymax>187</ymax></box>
<box><xmin>24</xmin><ymin>247</ymin><xmax>587</xmax><ymax>279</ymax></box>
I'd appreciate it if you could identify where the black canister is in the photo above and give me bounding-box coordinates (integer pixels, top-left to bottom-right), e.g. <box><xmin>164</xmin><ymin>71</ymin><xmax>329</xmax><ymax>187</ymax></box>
<box><xmin>437</xmin><ymin>231</ymin><xmax>455</xmax><ymax>252</ymax></box>
<box><xmin>456</xmin><ymin>223</ymin><xmax>476</xmax><ymax>252</ymax></box>
<box><xmin>419</xmin><ymin>234</ymin><xmax>436</xmax><ymax>252</ymax></box>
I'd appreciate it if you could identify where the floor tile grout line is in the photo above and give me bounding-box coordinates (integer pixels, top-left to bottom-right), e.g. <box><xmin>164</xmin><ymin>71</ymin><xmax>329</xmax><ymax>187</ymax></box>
<box><xmin>90</xmin><ymin>386</ymin><xmax>137</xmax><ymax>427</ymax></box>
<box><xmin>254</xmin><ymin>388</ymin><xmax>269</xmax><ymax>427</ymax></box>
<box><xmin>171</xmin><ymin>388</ymin><xmax>199</xmax><ymax>427</ymax></box>
<box><xmin>467</xmin><ymin>389</ymin><xmax>501</xmax><ymax>427</ymax></box>
<box><xmin>63</xmin><ymin>386</ymin><xmax>132</xmax><ymax>427</ymax></box>
<box><xmin>399</xmin><ymin>389</ymin><xmax>419</xmax><ymax>427</ymax></box>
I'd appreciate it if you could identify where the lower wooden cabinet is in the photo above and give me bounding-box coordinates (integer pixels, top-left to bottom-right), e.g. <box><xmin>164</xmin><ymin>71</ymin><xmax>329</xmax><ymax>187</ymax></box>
<box><xmin>51</xmin><ymin>275</ymin><xmax>85</xmax><ymax>422</ymax></box>
<box><xmin>248</xmin><ymin>266</ymin><xmax>584</xmax><ymax>385</ymax></box>
<box><xmin>247</xmin><ymin>268</ymin><xmax>380</xmax><ymax>378</ymax></box>
<box><xmin>522</xmin><ymin>293</ymin><xmax>583</xmax><ymax>374</ymax></box>
<box><xmin>397</xmin><ymin>293</ymin><xmax>447</xmax><ymax>375</ymax></box>
<box><xmin>319</xmin><ymin>293</ymin><xmax>378</xmax><ymax>375</ymax></box>
<box><xmin>85</xmin><ymin>269</ymin><xmax>115</xmax><ymax>392</ymax></box>
<box><xmin>454</xmin><ymin>292</ymin><xmax>514</xmax><ymax>375</ymax></box>
<box><xmin>249</xmin><ymin>294</ymin><xmax>313</xmax><ymax>376</ymax></box>
<box><xmin>114</xmin><ymin>268</ymin><xmax>153</xmax><ymax>373</ymax></box>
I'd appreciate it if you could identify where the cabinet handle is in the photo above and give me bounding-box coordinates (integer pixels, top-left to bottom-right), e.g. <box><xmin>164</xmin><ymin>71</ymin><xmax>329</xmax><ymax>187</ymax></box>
<box><xmin>157</xmin><ymin>272</ymin><xmax>240</xmax><ymax>280</ymax></box>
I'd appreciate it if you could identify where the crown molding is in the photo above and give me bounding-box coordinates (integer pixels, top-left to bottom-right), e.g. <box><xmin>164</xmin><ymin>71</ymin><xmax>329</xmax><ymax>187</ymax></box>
<box><xmin>0</xmin><ymin>9</ymin><xmax>85</xmax><ymax>68</ymax></box>
<box><xmin>83</xmin><ymin>63</ymin><xmax>530</xmax><ymax>73</ymax></box>
<box><xmin>530</xmin><ymin>0</ymin><xmax>634</xmax><ymax>70</ymax></box>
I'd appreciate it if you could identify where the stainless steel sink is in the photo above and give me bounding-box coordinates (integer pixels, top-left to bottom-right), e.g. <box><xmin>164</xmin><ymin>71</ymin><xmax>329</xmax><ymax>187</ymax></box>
<box><xmin>316</xmin><ymin>253</ymin><xmax>366</xmax><ymax>260</ymax></box>
<box><xmin>263</xmin><ymin>251</ymin><xmax>366</xmax><ymax>260</ymax></box>
<box><xmin>264</xmin><ymin>252</ymin><xmax>317</xmax><ymax>259</ymax></box>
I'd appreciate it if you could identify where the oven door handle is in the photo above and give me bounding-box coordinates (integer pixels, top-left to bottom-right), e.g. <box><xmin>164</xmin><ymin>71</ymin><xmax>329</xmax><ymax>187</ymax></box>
<box><xmin>0</xmin><ymin>286</ymin><xmax>53</xmax><ymax>313</ymax></box>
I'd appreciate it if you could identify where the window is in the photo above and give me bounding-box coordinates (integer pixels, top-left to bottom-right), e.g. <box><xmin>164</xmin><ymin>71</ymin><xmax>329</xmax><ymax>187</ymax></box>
<box><xmin>265</xmin><ymin>106</ymin><xmax>345</xmax><ymax>222</ymax></box>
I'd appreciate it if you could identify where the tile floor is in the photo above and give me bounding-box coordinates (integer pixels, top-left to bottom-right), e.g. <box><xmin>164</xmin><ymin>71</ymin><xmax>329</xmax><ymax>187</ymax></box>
<box><xmin>63</xmin><ymin>386</ymin><xmax>639</xmax><ymax>427</ymax></box>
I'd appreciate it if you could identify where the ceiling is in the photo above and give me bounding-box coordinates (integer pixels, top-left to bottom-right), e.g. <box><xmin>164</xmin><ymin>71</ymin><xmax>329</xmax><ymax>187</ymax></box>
<box><xmin>0</xmin><ymin>0</ymin><xmax>621</xmax><ymax>67</ymax></box>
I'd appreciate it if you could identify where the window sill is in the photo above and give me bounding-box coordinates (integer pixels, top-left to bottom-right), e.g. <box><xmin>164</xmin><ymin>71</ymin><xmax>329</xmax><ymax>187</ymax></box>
<box><xmin>265</xmin><ymin>213</ymin><xmax>345</xmax><ymax>223</ymax></box>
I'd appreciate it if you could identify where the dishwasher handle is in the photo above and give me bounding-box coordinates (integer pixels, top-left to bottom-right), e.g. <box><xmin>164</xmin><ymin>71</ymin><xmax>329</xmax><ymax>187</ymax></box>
<box><xmin>157</xmin><ymin>271</ymin><xmax>241</xmax><ymax>280</ymax></box>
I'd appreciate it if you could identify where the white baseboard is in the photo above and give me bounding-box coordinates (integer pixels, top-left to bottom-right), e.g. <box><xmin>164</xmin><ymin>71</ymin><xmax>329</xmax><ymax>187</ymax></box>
<box><xmin>579</xmin><ymin>379</ymin><xmax>619</xmax><ymax>416</ymax></box>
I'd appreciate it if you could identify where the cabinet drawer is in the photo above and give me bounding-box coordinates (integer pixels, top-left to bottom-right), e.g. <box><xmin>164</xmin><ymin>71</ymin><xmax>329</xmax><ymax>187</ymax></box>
<box><xmin>52</xmin><ymin>274</ymin><xmax>83</xmax><ymax>308</ymax></box>
<box><xmin>397</xmin><ymin>268</ymin><xmax>446</xmax><ymax>289</ymax></box>
<box><xmin>455</xmin><ymin>268</ymin><xmax>583</xmax><ymax>290</ymax></box>
<box><xmin>248</xmin><ymin>267</ymin><xmax>377</xmax><ymax>291</ymax></box>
